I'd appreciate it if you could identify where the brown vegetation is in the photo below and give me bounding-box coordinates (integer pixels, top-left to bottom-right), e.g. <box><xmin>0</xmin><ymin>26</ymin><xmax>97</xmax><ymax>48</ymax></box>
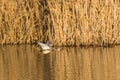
<box><xmin>0</xmin><ymin>0</ymin><xmax>120</xmax><ymax>46</ymax></box>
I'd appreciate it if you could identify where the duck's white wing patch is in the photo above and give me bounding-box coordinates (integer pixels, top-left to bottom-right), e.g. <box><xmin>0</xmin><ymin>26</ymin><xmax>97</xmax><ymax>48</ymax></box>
<box><xmin>38</xmin><ymin>42</ymin><xmax>50</xmax><ymax>50</ymax></box>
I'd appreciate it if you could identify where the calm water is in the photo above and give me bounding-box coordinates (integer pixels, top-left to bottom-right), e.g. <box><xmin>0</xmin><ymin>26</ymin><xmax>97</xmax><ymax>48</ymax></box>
<box><xmin>0</xmin><ymin>45</ymin><xmax>120</xmax><ymax>80</ymax></box>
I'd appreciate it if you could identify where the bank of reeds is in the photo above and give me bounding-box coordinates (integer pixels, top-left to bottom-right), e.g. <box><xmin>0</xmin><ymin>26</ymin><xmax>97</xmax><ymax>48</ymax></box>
<box><xmin>0</xmin><ymin>0</ymin><xmax>120</xmax><ymax>46</ymax></box>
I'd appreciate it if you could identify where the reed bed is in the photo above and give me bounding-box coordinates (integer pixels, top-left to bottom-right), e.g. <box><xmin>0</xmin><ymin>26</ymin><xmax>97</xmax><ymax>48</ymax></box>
<box><xmin>0</xmin><ymin>0</ymin><xmax>119</xmax><ymax>46</ymax></box>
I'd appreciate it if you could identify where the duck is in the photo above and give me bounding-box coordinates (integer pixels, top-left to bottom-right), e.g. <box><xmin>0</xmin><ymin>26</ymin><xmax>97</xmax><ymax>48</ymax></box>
<box><xmin>37</xmin><ymin>41</ymin><xmax>53</xmax><ymax>54</ymax></box>
<box><xmin>37</xmin><ymin>41</ymin><xmax>62</xmax><ymax>54</ymax></box>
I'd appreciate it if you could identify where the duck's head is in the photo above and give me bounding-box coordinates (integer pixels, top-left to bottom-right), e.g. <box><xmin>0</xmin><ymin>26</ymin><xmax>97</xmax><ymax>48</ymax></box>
<box><xmin>46</xmin><ymin>41</ymin><xmax>53</xmax><ymax>47</ymax></box>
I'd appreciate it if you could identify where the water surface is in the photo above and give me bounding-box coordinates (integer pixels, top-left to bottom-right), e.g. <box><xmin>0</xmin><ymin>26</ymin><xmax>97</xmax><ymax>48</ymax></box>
<box><xmin>0</xmin><ymin>45</ymin><xmax>120</xmax><ymax>80</ymax></box>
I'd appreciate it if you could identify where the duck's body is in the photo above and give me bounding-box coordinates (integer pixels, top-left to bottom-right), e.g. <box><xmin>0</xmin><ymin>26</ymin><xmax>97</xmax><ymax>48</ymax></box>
<box><xmin>37</xmin><ymin>42</ymin><xmax>51</xmax><ymax>50</ymax></box>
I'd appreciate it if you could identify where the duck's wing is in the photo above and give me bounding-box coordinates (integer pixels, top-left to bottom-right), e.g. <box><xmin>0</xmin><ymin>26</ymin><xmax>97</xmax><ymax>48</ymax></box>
<box><xmin>37</xmin><ymin>42</ymin><xmax>51</xmax><ymax>50</ymax></box>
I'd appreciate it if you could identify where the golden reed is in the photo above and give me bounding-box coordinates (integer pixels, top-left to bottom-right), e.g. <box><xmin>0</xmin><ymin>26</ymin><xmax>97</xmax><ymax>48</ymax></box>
<box><xmin>0</xmin><ymin>0</ymin><xmax>119</xmax><ymax>46</ymax></box>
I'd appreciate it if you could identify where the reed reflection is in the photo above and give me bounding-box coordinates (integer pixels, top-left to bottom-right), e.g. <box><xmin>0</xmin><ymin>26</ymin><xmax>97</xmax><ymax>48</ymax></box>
<box><xmin>0</xmin><ymin>45</ymin><xmax>120</xmax><ymax>80</ymax></box>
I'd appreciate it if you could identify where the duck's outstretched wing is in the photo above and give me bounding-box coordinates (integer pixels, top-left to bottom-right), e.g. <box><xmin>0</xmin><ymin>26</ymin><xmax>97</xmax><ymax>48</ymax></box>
<box><xmin>37</xmin><ymin>42</ymin><xmax>50</xmax><ymax>50</ymax></box>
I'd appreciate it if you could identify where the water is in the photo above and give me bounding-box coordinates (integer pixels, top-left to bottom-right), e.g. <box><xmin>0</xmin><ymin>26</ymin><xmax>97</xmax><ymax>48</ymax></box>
<box><xmin>0</xmin><ymin>45</ymin><xmax>120</xmax><ymax>80</ymax></box>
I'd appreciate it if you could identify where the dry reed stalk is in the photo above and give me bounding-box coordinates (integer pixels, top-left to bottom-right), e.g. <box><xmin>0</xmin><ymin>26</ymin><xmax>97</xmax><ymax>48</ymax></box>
<box><xmin>0</xmin><ymin>0</ymin><xmax>119</xmax><ymax>46</ymax></box>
